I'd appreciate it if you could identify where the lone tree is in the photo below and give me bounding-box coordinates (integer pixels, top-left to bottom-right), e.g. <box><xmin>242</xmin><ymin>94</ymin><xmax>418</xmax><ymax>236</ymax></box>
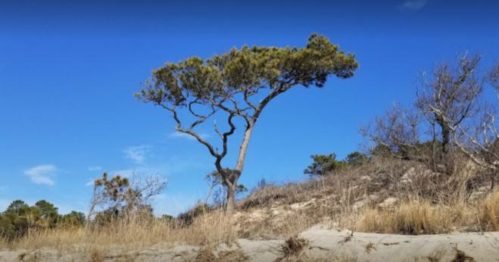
<box><xmin>416</xmin><ymin>55</ymin><xmax>483</xmax><ymax>155</ymax></box>
<box><xmin>137</xmin><ymin>34</ymin><xmax>358</xmax><ymax>211</ymax></box>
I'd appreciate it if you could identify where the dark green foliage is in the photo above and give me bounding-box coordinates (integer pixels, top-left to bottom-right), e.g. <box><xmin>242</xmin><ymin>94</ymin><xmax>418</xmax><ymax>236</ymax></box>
<box><xmin>137</xmin><ymin>34</ymin><xmax>358</xmax><ymax>108</ymax></box>
<box><xmin>59</xmin><ymin>211</ymin><xmax>86</xmax><ymax>227</ymax></box>
<box><xmin>2</xmin><ymin>200</ymin><xmax>36</xmax><ymax>239</ymax></box>
<box><xmin>177</xmin><ymin>203</ymin><xmax>211</xmax><ymax>226</ymax></box>
<box><xmin>304</xmin><ymin>154</ymin><xmax>346</xmax><ymax>176</ymax></box>
<box><xmin>370</xmin><ymin>144</ymin><xmax>393</xmax><ymax>158</ymax></box>
<box><xmin>0</xmin><ymin>200</ymin><xmax>85</xmax><ymax>240</ymax></box>
<box><xmin>34</xmin><ymin>200</ymin><xmax>59</xmax><ymax>228</ymax></box>
<box><xmin>345</xmin><ymin>151</ymin><xmax>368</xmax><ymax>166</ymax></box>
<box><xmin>136</xmin><ymin>34</ymin><xmax>358</xmax><ymax>210</ymax></box>
<box><xmin>93</xmin><ymin>209</ymin><xmax>118</xmax><ymax>226</ymax></box>
<box><xmin>160</xmin><ymin>214</ymin><xmax>175</xmax><ymax>223</ymax></box>
<box><xmin>0</xmin><ymin>214</ymin><xmax>15</xmax><ymax>240</ymax></box>
<box><xmin>6</xmin><ymin>200</ymin><xmax>29</xmax><ymax>215</ymax></box>
<box><xmin>304</xmin><ymin>151</ymin><xmax>371</xmax><ymax>177</ymax></box>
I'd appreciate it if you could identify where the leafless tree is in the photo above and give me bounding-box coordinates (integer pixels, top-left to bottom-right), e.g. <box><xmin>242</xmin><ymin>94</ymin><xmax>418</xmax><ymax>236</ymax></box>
<box><xmin>452</xmin><ymin>64</ymin><xmax>499</xmax><ymax>190</ymax></box>
<box><xmin>416</xmin><ymin>55</ymin><xmax>483</xmax><ymax>155</ymax></box>
<box><xmin>361</xmin><ymin>103</ymin><xmax>422</xmax><ymax>159</ymax></box>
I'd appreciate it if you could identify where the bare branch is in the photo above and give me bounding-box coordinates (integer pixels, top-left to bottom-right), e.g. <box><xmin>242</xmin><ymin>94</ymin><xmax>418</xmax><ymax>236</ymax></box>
<box><xmin>188</xmin><ymin>100</ymin><xmax>217</xmax><ymax>129</ymax></box>
<box><xmin>244</xmin><ymin>89</ymin><xmax>258</xmax><ymax>111</ymax></box>
<box><xmin>416</xmin><ymin>55</ymin><xmax>483</xmax><ymax>154</ymax></box>
<box><xmin>220</xmin><ymin>113</ymin><xmax>236</xmax><ymax>159</ymax></box>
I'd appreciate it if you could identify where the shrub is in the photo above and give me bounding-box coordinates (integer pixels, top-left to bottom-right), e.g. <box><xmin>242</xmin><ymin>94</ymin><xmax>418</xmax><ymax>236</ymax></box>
<box><xmin>304</xmin><ymin>154</ymin><xmax>346</xmax><ymax>176</ymax></box>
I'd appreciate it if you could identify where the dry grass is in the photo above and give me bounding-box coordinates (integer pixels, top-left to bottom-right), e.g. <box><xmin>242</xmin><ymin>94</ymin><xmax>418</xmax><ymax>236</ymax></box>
<box><xmin>452</xmin><ymin>248</ymin><xmax>476</xmax><ymax>262</ymax></box>
<box><xmin>2</xmin><ymin>157</ymin><xmax>499</xmax><ymax>255</ymax></box>
<box><xmin>354</xmin><ymin>188</ymin><xmax>499</xmax><ymax>235</ymax></box>
<box><xmin>8</xmin><ymin>210</ymin><xmax>234</xmax><ymax>254</ymax></box>
<box><xmin>478</xmin><ymin>190</ymin><xmax>499</xmax><ymax>231</ymax></box>
<box><xmin>282</xmin><ymin>236</ymin><xmax>307</xmax><ymax>257</ymax></box>
<box><xmin>356</xmin><ymin>200</ymin><xmax>465</xmax><ymax>234</ymax></box>
<box><xmin>235</xmin><ymin>157</ymin><xmax>498</xmax><ymax>237</ymax></box>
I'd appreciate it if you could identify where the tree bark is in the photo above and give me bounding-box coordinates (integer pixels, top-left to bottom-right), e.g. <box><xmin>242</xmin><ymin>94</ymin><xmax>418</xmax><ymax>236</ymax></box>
<box><xmin>226</xmin><ymin>184</ymin><xmax>236</xmax><ymax>213</ymax></box>
<box><xmin>224</xmin><ymin>86</ymin><xmax>288</xmax><ymax>212</ymax></box>
<box><xmin>235</xmin><ymin>125</ymin><xmax>254</xmax><ymax>174</ymax></box>
<box><xmin>225</xmin><ymin>124</ymin><xmax>255</xmax><ymax>212</ymax></box>
<box><xmin>490</xmin><ymin>170</ymin><xmax>497</xmax><ymax>192</ymax></box>
<box><xmin>441</xmin><ymin>126</ymin><xmax>451</xmax><ymax>154</ymax></box>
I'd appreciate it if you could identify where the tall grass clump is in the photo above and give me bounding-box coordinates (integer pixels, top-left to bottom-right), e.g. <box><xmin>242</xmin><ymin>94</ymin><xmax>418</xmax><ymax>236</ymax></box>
<box><xmin>6</xmin><ymin>210</ymin><xmax>235</xmax><ymax>252</ymax></box>
<box><xmin>478</xmin><ymin>191</ymin><xmax>499</xmax><ymax>231</ymax></box>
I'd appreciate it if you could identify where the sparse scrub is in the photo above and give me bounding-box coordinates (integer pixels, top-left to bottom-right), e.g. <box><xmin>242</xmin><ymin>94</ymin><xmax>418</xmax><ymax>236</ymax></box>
<box><xmin>478</xmin><ymin>190</ymin><xmax>499</xmax><ymax>231</ymax></box>
<box><xmin>281</xmin><ymin>236</ymin><xmax>308</xmax><ymax>259</ymax></box>
<box><xmin>357</xmin><ymin>201</ymin><xmax>458</xmax><ymax>234</ymax></box>
<box><xmin>234</xmin><ymin>156</ymin><xmax>499</xmax><ymax>236</ymax></box>
<box><xmin>3</xmin><ymin>58</ymin><xmax>499</xmax><ymax>257</ymax></box>
<box><xmin>2</xmin><ymin>157</ymin><xmax>499</xmax><ymax>261</ymax></box>
<box><xmin>4</xmin><ymin>156</ymin><xmax>498</xmax><ymax>252</ymax></box>
<box><xmin>7</xmin><ymin>210</ymin><xmax>235</xmax><ymax>253</ymax></box>
<box><xmin>452</xmin><ymin>248</ymin><xmax>476</xmax><ymax>262</ymax></box>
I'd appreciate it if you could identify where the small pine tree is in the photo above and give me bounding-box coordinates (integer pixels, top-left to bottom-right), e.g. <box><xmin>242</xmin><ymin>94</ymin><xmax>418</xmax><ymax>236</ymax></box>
<box><xmin>304</xmin><ymin>154</ymin><xmax>345</xmax><ymax>176</ymax></box>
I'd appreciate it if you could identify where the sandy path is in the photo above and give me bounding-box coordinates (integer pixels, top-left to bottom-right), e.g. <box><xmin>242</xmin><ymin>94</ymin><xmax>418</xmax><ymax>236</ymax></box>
<box><xmin>2</xmin><ymin>228</ymin><xmax>499</xmax><ymax>261</ymax></box>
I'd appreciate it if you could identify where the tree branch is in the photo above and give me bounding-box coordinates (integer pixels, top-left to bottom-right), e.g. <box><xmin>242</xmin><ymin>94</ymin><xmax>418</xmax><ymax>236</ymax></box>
<box><xmin>159</xmin><ymin>103</ymin><xmax>220</xmax><ymax>159</ymax></box>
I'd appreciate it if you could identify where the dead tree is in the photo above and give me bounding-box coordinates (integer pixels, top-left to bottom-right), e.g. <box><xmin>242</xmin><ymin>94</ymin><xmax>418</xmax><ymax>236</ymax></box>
<box><xmin>453</xmin><ymin>63</ymin><xmax>499</xmax><ymax>190</ymax></box>
<box><xmin>361</xmin><ymin>103</ymin><xmax>422</xmax><ymax>160</ymax></box>
<box><xmin>416</xmin><ymin>55</ymin><xmax>483</xmax><ymax>155</ymax></box>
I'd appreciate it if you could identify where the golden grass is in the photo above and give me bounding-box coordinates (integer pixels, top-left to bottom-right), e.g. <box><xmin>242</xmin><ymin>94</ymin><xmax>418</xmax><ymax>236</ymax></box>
<box><xmin>478</xmin><ymin>190</ymin><xmax>499</xmax><ymax>231</ymax></box>
<box><xmin>356</xmin><ymin>201</ymin><xmax>462</xmax><ymax>234</ymax></box>
<box><xmin>235</xmin><ymin>157</ymin><xmax>498</xmax><ymax>236</ymax></box>
<box><xmin>8</xmin><ymin>210</ymin><xmax>234</xmax><ymax>253</ymax></box>
<box><xmin>354</xmin><ymin>191</ymin><xmax>499</xmax><ymax>235</ymax></box>
<box><xmin>3</xmin><ymin>157</ymin><xmax>499</xmax><ymax>254</ymax></box>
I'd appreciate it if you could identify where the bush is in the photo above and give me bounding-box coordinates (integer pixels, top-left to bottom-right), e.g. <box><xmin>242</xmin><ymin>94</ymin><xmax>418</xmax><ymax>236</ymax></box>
<box><xmin>304</xmin><ymin>154</ymin><xmax>346</xmax><ymax>176</ymax></box>
<box><xmin>479</xmin><ymin>191</ymin><xmax>499</xmax><ymax>231</ymax></box>
<box><xmin>0</xmin><ymin>199</ymin><xmax>85</xmax><ymax>240</ymax></box>
<box><xmin>345</xmin><ymin>151</ymin><xmax>368</xmax><ymax>166</ymax></box>
<box><xmin>177</xmin><ymin>203</ymin><xmax>211</xmax><ymax>226</ymax></box>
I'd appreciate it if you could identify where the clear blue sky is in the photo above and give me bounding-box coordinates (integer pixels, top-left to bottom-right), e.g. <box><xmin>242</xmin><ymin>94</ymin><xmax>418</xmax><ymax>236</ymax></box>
<box><xmin>1</xmin><ymin>0</ymin><xmax>498</xmax><ymax>216</ymax></box>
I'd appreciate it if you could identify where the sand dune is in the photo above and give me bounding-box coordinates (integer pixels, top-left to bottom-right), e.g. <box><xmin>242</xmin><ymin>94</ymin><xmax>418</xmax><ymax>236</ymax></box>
<box><xmin>2</xmin><ymin>226</ymin><xmax>499</xmax><ymax>261</ymax></box>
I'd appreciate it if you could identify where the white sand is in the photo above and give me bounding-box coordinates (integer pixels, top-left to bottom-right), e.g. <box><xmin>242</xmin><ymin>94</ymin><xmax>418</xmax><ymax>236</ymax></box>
<box><xmin>2</xmin><ymin>228</ymin><xmax>499</xmax><ymax>261</ymax></box>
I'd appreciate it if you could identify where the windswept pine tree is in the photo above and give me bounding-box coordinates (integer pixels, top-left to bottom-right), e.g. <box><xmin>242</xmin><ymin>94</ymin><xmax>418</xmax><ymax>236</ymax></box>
<box><xmin>137</xmin><ymin>34</ymin><xmax>358</xmax><ymax>211</ymax></box>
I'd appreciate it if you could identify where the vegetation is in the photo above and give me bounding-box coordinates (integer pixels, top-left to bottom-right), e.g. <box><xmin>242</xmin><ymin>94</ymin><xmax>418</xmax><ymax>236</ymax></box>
<box><xmin>363</xmin><ymin>55</ymin><xmax>499</xmax><ymax>180</ymax></box>
<box><xmin>3</xmin><ymin>36</ymin><xmax>499</xmax><ymax>262</ymax></box>
<box><xmin>0</xmin><ymin>200</ymin><xmax>84</xmax><ymax>240</ymax></box>
<box><xmin>88</xmin><ymin>172</ymin><xmax>167</xmax><ymax>224</ymax></box>
<box><xmin>136</xmin><ymin>34</ymin><xmax>358</xmax><ymax>211</ymax></box>
<box><xmin>304</xmin><ymin>151</ymin><xmax>369</xmax><ymax>176</ymax></box>
<box><xmin>205</xmin><ymin>170</ymin><xmax>248</xmax><ymax>208</ymax></box>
